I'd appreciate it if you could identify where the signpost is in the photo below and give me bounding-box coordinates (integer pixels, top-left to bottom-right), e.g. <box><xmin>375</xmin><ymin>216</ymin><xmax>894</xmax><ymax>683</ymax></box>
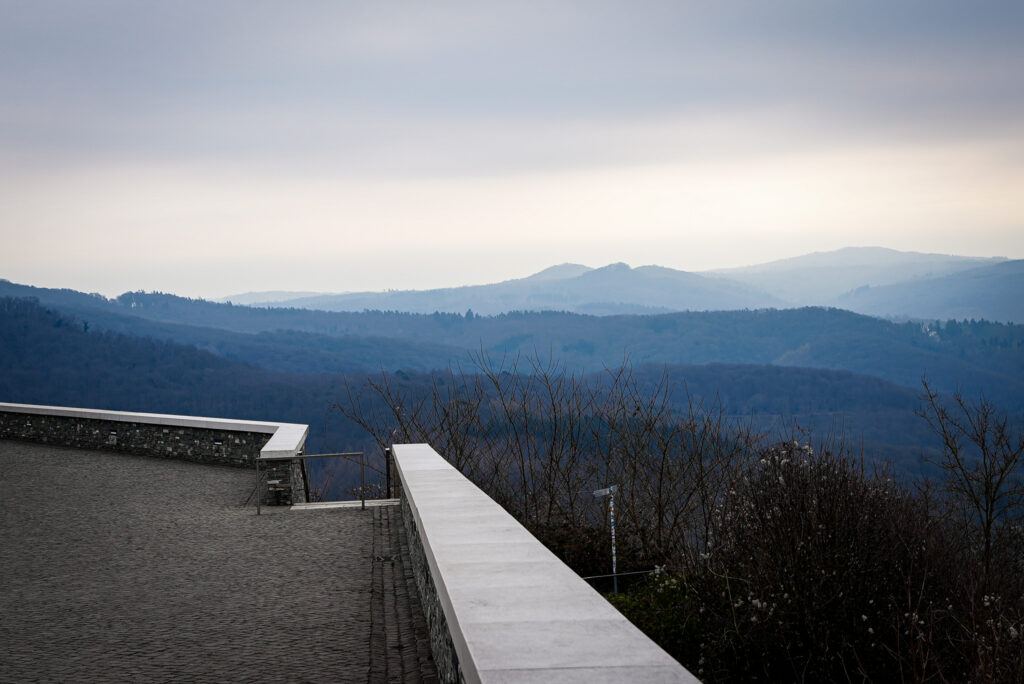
<box><xmin>593</xmin><ymin>485</ymin><xmax>619</xmax><ymax>595</ymax></box>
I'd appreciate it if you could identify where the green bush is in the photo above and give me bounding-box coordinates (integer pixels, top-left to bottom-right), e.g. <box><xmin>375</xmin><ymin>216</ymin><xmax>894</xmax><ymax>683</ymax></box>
<box><xmin>608</xmin><ymin>569</ymin><xmax>703</xmax><ymax>671</ymax></box>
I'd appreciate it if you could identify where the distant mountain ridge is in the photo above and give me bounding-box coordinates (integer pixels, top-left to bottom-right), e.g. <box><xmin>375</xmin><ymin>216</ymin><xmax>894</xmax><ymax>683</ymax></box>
<box><xmin>215</xmin><ymin>247</ymin><xmax>1018</xmax><ymax>322</ymax></box>
<box><xmin>708</xmin><ymin>246</ymin><xmax>1007</xmax><ymax>305</ymax></box>
<box><xmin>259</xmin><ymin>261</ymin><xmax>782</xmax><ymax>315</ymax></box>
<box><xmin>0</xmin><ymin>296</ymin><xmax>950</xmax><ymax>479</ymax></box>
<box><xmin>521</xmin><ymin>263</ymin><xmax>594</xmax><ymax>281</ymax></box>
<box><xmin>2</xmin><ymin>281</ymin><xmax>1022</xmax><ymax>412</ymax></box>
<box><xmin>216</xmin><ymin>290</ymin><xmax>328</xmax><ymax>305</ymax></box>
<box><xmin>835</xmin><ymin>259</ymin><xmax>1024</xmax><ymax>323</ymax></box>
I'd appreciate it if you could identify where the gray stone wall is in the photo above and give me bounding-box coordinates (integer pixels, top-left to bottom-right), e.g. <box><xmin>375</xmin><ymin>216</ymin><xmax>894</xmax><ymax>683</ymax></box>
<box><xmin>400</xmin><ymin>492</ymin><xmax>465</xmax><ymax>684</ymax></box>
<box><xmin>0</xmin><ymin>411</ymin><xmax>269</xmax><ymax>468</ymax></box>
<box><xmin>292</xmin><ymin>458</ymin><xmax>308</xmax><ymax>504</ymax></box>
<box><xmin>260</xmin><ymin>458</ymin><xmax>309</xmax><ymax>506</ymax></box>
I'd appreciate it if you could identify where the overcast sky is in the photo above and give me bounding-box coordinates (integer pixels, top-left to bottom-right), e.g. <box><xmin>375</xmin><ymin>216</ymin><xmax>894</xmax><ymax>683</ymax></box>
<box><xmin>2</xmin><ymin>1</ymin><xmax>1022</xmax><ymax>298</ymax></box>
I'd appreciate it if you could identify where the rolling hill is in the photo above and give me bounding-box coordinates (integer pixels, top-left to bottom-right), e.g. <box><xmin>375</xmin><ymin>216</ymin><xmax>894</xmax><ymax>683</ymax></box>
<box><xmin>2</xmin><ymin>281</ymin><xmax>1022</xmax><ymax>412</ymax></box>
<box><xmin>214</xmin><ymin>247</ymin><xmax>1015</xmax><ymax>321</ymax></box>
<box><xmin>257</xmin><ymin>262</ymin><xmax>781</xmax><ymax>315</ymax></box>
<box><xmin>0</xmin><ymin>297</ymin><xmax>947</xmax><ymax>479</ymax></box>
<box><xmin>834</xmin><ymin>259</ymin><xmax>1024</xmax><ymax>323</ymax></box>
<box><xmin>707</xmin><ymin>246</ymin><xmax>1007</xmax><ymax>306</ymax></box>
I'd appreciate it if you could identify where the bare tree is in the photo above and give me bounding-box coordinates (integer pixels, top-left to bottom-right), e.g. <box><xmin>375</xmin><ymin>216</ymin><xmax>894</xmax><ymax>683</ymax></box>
<box><xmin>918</xmin><ymin>379</ymin><xmax>1024</xmax><ymax>590</ymax></box>
<box><xmin>334</xmin><ymin>353</ymin><xmax>760</xmax><ymax>574</ymax></box>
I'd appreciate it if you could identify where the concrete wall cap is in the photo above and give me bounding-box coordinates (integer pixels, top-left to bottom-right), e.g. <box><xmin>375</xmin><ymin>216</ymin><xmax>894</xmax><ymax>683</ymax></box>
<box><xmin>0</xmin><ymin>402</ymin><xmax>308</xmax><ymax>460</ymax></box>
<box><xmin>392</xmin><ymin>442</ymin><xmax>698</xmax><ymax>684</ymax></box>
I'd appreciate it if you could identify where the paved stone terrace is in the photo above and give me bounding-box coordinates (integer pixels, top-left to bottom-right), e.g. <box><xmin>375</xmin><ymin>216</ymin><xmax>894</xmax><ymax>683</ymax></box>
<box><xmin>369</xmin><ymin>506</ymin><xmax>438</xmax><ymax>684</ymax></box>
<box><xmin>0</xmin><ymin>440</ymin><xmax>435</xmax><ymax>683</ymax></box>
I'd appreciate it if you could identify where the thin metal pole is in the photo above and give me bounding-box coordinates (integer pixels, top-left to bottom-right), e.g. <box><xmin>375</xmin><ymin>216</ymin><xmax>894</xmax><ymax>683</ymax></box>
<box><xmin>255</xmin><ymin>459</ymin><xmax>261</xmax><ymax>516</ymax></box>
<box><xmin>385</xmin><ymin>447</ymin><xmax>392</xmax><ymax>499</ymax></box>
<box><xmin>360</xmin><ymin>452</ymin><xmax>366</xmax><ymax>511</ymax></box>
<box><xmin>609</xmin><ymin>491</ymin><xmax>618</xmax><ymax>595</ymax></box>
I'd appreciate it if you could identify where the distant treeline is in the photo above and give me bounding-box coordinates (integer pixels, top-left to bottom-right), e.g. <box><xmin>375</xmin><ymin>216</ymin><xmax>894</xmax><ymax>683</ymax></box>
<box><xmin>0</xmin><ymin>296</ymin><xmax>966</xmax><ymax>487</ymax></box>
<box><xmin>2</xmin><ymin>281</ymin><xmax>1023</xmax><ymax>413</ymax></box>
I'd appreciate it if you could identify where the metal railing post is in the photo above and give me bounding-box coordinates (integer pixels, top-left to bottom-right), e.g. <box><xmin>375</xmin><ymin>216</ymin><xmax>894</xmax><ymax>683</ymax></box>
<box><xmin>255</xmin><ymin>459</ymin><xmax>261</xmax><ymax>516</ymax></box>
<box><xmin>360</xmin><ymin>452</ymin><xmax>366</xmax><ymax>511</ymax></box>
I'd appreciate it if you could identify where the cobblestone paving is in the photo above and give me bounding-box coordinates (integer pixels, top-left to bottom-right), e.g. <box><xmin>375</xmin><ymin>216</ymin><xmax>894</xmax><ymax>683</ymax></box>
<box><xmin>0</xmin><ymin>440</ymin><xmax>434</xmax><ymax>683</ymax></box>
<box><xmin>369</xmin><ymin>506</ymin><xmax>439</xmax><ymax>684</ymax></box>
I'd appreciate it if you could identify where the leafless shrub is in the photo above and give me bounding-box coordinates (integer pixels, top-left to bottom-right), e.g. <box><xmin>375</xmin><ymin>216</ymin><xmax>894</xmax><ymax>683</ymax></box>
<box><xmin>690</xmin><ymin>438</ymin><xmax>968</xmax><ymax>682</ymax></box>
<box><xmin>916</xmin><ymin>380</ymin><xmax>1024</xmax><ymax>682</ymax></box>
<box><xmin>918</xmin><ymin>379</ymin><xmax>1024</xmax><ymax>592</ymax></box>
<box><xmin>335</xmin><ymin>362</ymin><xmax>1024</xmax><ymax>681</ymax></box>
<box><xmin>334</xmin><ymin>353</ymin><xmax>758</xmax><ymax>575</ymax></box>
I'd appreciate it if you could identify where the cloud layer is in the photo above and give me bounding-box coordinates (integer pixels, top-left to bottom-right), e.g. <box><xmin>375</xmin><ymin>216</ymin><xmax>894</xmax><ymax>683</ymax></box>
<box><xmin>2</xmin><ymin>1</ymin><xmax>1022</xmax><ymax>296</ymax></box>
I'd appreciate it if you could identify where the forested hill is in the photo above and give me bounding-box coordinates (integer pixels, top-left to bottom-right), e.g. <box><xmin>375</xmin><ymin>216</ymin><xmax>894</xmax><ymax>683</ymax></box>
<box><xmin>0</xmin><ymin>297</ymin><xmax>374</xmax><ymax>453</ymax></box>
<box><xmin>2</xmin><ymin>280</ymin><xmax>1022</xmax><ymax>411</ymax></box>
<box><xmin>0</xmin><ymin>297</ymin><xmax>942</xmax><ymax>478</ymax></box>
<box><xmin>257</xmin><ymin>261</ymin><xmax>782</xmax><ymax>315</ymax></box>
<box><xmin>834</xmin><ymin>259</ymin><xmax>1024</xmax><ymax>323</ymax></box>
<box><xmin>0</xmin><ymin>282</ymin><xmax>465</xmax><ymax>374</ymax></box>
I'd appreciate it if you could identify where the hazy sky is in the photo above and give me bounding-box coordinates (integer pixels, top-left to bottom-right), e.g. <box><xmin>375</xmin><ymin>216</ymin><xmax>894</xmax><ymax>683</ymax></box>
<box><xmin>2</xmin><ymin>1</ymin><xmax>1023</xmax><ymax>298</ymax></box>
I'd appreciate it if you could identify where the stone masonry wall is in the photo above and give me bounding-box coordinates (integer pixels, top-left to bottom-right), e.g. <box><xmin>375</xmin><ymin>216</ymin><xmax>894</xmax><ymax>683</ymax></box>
<box><xmin>293</xmin><ymin>459</ymin><xmax>308</xmax><ymax>504</ymax></box>
<box><xmin>400</xmin><ymin>491</ymin><xmax>464</xmax><ymax>684</ymax></box>
<box><xmin>259</xmin><ymin>457</ymin><xmax>309</xmax><ymax>506</ymax></box>
<box><xmin>0</xmin><ymin>411</ymin><xmax>269</xmax><ymax>468</ymax></box>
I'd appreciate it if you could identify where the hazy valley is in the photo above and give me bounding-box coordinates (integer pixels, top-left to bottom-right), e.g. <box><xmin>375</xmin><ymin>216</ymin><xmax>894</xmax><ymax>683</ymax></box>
<box><xmin>3</xmin><ymin>247</ymin><xmax>1022</xmax><ymax>486</ymax></box>
<box><xmin>220</xmin><ymin>247</ymin><xmax>1021</xmax><ymax>322</ymax></box>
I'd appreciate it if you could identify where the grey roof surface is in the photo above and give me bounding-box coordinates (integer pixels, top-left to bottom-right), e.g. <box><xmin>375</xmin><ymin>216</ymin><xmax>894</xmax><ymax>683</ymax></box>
<box><xmin>0</xmin><ymin>440</ymin><xmax>434</xmax><ymax>683</ymax></box>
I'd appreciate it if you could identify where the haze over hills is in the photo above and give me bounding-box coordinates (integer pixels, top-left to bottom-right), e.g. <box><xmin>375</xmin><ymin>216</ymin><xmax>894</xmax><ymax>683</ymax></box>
<box><xmin>216</xmin><ymin>247</ymin><xmax>1018</xmax><ymax>322</ymax></box>
<box><xmin>0</xmin><ymin>296</ymin><xmax>944</xmax><ymax>478</ymax></box>
<box><xmin>245</xmin><ymin>262</ymin><xmax>781</xmax><ymax>316</ymax></box>
<box><xmin>2</xmin><ymin>279</ymin><xmax>1022</xmax><ymax>413</ymax></box>
<box><xmin>707</xmin><ymin>246</ymin><xmax>1006</xmax><ymax>305</ymax></box>
<box><xmin>3</xmin><ymin>260</ymin><xmax>1023</xmax><ymax>482</ymax></box>
<box><xmin>835</xmin><ymin>259</ymin><xmax>1024</xmax><ymax>323</ymax></box>
<box><xmin>2</xmin><ymin>245</ymin><xmax>1020</xmax><ymax>419</ymax></box>
<box><xmin>215</xmin><ymin>290</ymin><xmax>328</xmax><ymax>306</ymax></box>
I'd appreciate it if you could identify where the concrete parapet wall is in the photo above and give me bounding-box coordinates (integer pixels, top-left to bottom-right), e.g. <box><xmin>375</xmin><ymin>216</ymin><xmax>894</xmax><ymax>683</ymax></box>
<box><xmin>400</xmin><ymin>493</ymin><xmax>464</xmax><ymax>683</ymax></box>
<box><xmin>0</xmin><ymin>403</ymin><xmax>308</xmax><ymax>470</ymax></box>
<box><xmin>392</xmin><ymin>443</ymin><xmax>698</xmax><ymax>684</ymax></box>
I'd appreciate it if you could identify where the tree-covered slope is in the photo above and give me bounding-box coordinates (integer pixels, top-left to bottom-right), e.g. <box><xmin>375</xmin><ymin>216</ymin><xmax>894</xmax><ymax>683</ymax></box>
<box><xmin>3</xmin><ymin>281</ymin><xmax>1021</xmax><ymax>411</ymax></box>
<box><xmin>2</xmin><ymin>297</ymin><xmax>949</xmax><ymax>478</ymax></box>
<box><xmin>834</xmin><ymin>259</ymin><xmax>1024</xmax><ymax>323</ymax></box>
<box><xmin>253</xmin><ymin>262</ymin><xmax>780</xmax><ymax>315</ymax></box>
<box><xmin>707</xmin><ymin>246</ymin><xmax>1006</xmax><ymax>305</ymax></box>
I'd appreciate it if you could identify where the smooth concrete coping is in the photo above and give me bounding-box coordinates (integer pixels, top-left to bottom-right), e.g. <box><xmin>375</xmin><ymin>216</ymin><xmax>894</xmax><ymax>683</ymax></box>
<box><xmin>392</xmin><ymin>443</ymin><xmax>699</xmax><ymax>684</ymax></box>
<box><xmin>0</xmin><ymin>402</ymin><xmax>309</xmax><ymax>461</ymax></box>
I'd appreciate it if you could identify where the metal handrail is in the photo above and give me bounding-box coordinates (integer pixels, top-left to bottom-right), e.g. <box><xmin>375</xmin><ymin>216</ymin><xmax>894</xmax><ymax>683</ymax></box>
<box><xmin>255</xmin><ymin>450</ymin><xmax>395</xmax><ymax>514</ymax></box>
